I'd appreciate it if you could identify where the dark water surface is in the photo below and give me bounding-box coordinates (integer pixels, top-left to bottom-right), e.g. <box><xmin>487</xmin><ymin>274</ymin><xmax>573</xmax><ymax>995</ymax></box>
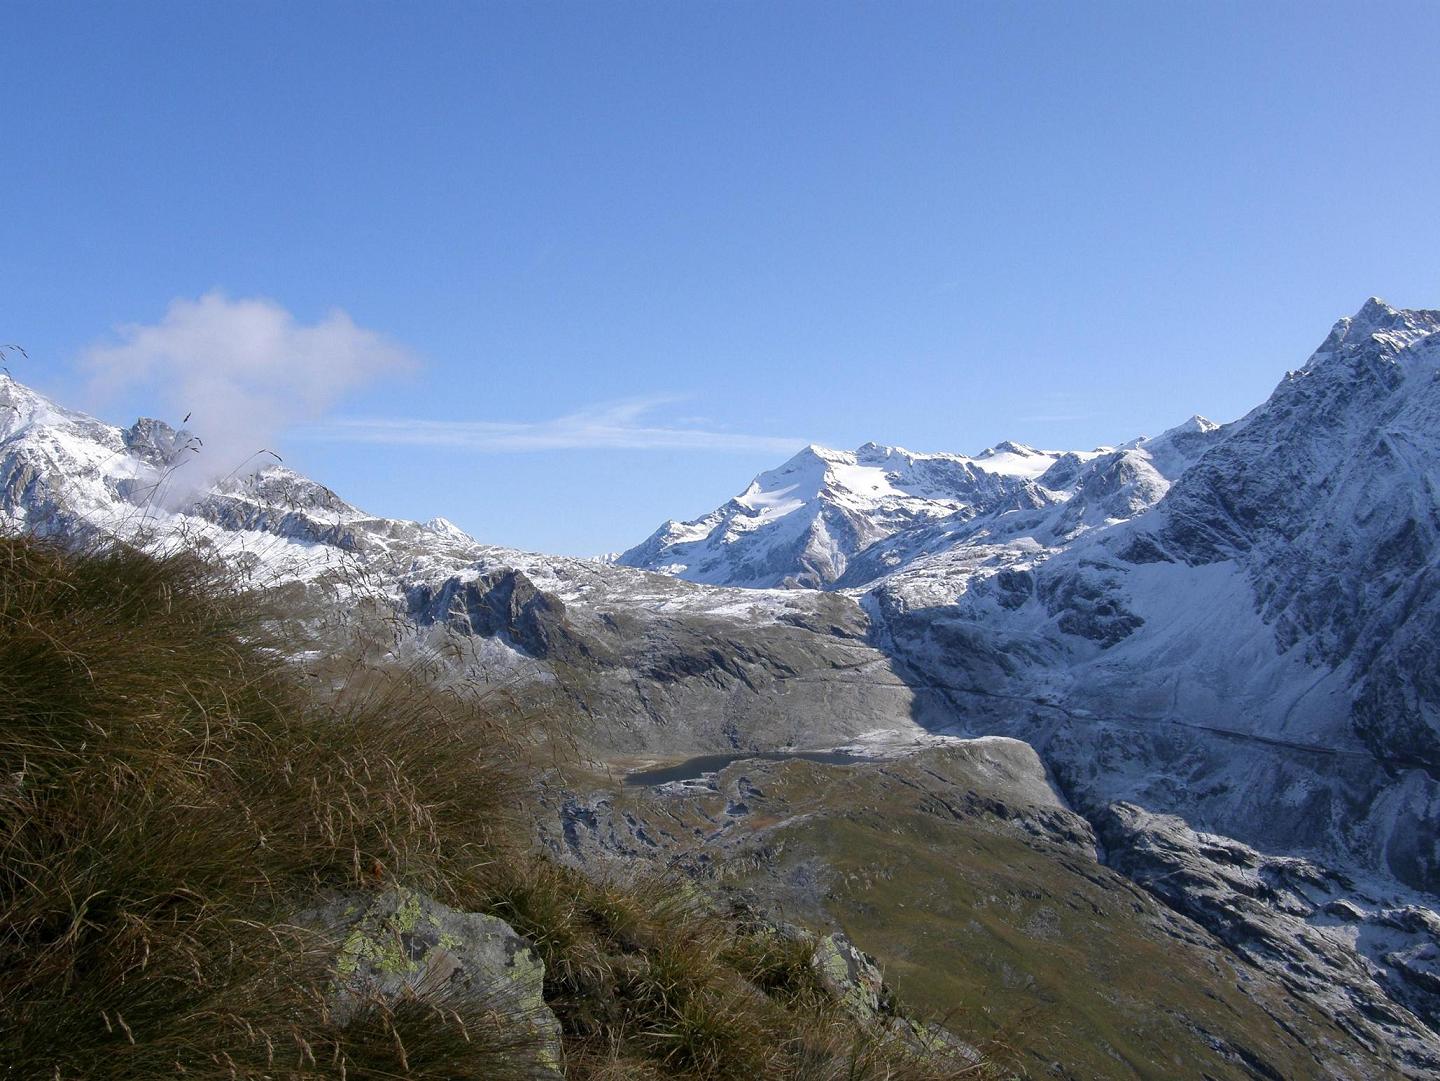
<box><xmin>623</xmin><ymin>750</ymin><xmax>862</xmax><ymax>787</ymax></box>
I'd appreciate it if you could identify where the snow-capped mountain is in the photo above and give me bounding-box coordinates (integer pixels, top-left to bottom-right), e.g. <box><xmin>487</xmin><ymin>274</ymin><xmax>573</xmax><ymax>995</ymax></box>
<box><xmin>849</xmin><ymin>301</ymin><xmax>1440</xmax><ymax>886</ymax></box>
<box><xmin>622</xmin><ymin>299</ymin><xmax>1440</xmax><ymax>882</ymax></box>
<box><xmin>831</xmin><ymin>414</ymin><xmax>1222</xmax><ymax>587</ymax></box>
<box><xmin>0</xmin><ymin>373</ymin><xmax>488</xmax><ymax>584</ymax></box>
<box><xmin>618</xmin><ymin>439</ymin><xmax>1106</xmax><ymax>588</ymax></box>
<box><xmin>0</xmin><ymin>371</ymin><xmax>940</xmax><ymax>756</ymax></box>
<box><xmin>616</xmin><ymin>299</ymin><xmax>1440</xmax><ymax>1069</ymax></box>
<box><xmin>619</xmin><ymin>297</ymin><xmax>1440</xmax><ymax>890</ymax></box>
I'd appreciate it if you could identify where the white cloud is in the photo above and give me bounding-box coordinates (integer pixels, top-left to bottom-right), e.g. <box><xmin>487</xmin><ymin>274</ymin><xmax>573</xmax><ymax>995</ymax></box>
<box><xmin>83</xmin><ymin>291</ymin><xmax>414</xmax><ymax>482</ymax></box>
<box><xmin>300</xmin><ymin>397</ymin><xmax>805</xmax><ymax>454</ymax></box>
<box><xmin>82</xmin><ymin>295</ymin><xmax>802</xmax><ymax>468</ymax></box>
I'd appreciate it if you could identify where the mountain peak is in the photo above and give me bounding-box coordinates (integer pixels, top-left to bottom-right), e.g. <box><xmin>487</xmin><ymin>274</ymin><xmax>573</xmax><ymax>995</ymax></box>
<box><xmin>422</xmin><ymin>516</ymin><xmax>473</xmax><ymax>541</ymax></box>
<box><xmin>1355</xmin><ymin>295</ymin><xmax>1395</xmax><ymax>323</ymax></box>
<box><xmin>855</xmin><ymin>440</ymin><xmax>899</xmax><ymax>458</ymax></box>
<box><xmin>1169</xmin><ymin>415</ymin><xmax>1219</xmax><ymax>436</ymax></box>
<box><xmin>123</xmin><ymin>417</ymin><xmax>198</xmax><ymax>467</ymax></box>
<box><xmin>1342</xmin><ymin>296</ymin><xmax>1435</xmax><ymax>339</ymax></box>
<box><xmin>977</xmin><ymin>440</ymin><xmax>1040</xmax><ymax>459</ymax></box>
<box><xmin>1310</xmin><ymin>298</ymin><xmax>1440</xmax><ymax>369</ymax></box>
<box><xmin>0</xmin><ymin>373</ymin><xmax>56</xmax><ymax>421</ymax></box>
<box><xmin>789</xmin><ymin>443</ymin><xmax>850</xmax><ymax>465</ymax></box>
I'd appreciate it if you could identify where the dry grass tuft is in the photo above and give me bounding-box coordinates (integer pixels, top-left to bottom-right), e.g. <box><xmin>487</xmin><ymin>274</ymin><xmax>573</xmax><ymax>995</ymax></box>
<box><xmin>0</xmin><ymin>536</ymin><xmax>540</xmax><ymax>1078</ymax></box>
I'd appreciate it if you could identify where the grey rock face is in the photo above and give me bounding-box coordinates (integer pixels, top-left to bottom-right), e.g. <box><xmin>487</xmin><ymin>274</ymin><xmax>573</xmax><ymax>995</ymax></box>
<box><xmin>1158</xmin><ymin>301</ymin><xmax>1440</xmax><ymax>775</ymax></box>
<box><xmin>1098</xmin><ymin>802</ymin><xmax>1440</xmax><ymax>1076</ymax></box>
<box><xmin>804</xmin><ymin>924</ymin><xmax>984</xmax><ymax>1062</ymax></box>
<box><xmin>122</xmin><ymin>417</ymin><xmax>196</xmax><ymax>467</ymax></box>
<box><xmin>407</xmin><ymin>569</ymin><xmax>609</xmax><ymax>666</ymax></box>
<box><xmin>309</xmin><ymin>887</ymin><xmax>563</xmax><ymax>1076</ymax></box>
<box><xmin>402</xmin><ymin>566</ymin><xmax>942</xmax><ymax>755</ymax></box>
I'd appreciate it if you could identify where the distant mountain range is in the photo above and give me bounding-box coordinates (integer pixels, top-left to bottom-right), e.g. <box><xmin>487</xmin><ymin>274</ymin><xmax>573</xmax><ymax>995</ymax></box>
<box><xmin>625</xmin><ymin>297</ymin><xmax>1440</xmax><ymax>883</ymax></box>
<box><xmin>617</xmin><ymin>423</ymin><xmax>1223</xmax><ymax>588</ymax></box>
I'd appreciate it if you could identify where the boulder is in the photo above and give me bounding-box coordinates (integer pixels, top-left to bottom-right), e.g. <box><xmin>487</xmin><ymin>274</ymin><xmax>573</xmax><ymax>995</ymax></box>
<box><xmin>310</xmin><ymin>887</ymin><xmax>563</xmax><ymax>1076</ymax></box>
<box><xmin>810</xmin><ymin>931</ymin><xmax>890</xmax><ymax>1021</ymax></box>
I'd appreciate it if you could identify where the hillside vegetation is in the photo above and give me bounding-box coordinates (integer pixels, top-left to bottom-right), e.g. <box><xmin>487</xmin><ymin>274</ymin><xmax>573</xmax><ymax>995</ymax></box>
<box><xmin>0</xmin><ymin>535</ymin><xmax>987</xmax><ymax>1080</ymax></box>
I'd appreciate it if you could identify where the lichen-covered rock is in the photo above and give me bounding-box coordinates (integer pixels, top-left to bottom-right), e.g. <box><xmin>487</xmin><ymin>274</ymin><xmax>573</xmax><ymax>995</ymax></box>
<box><xmin>310</xmin><ymin>887</ymin><xmax>563</xmax><ymax>1076</ymax></box>
<box><xmin>810</xmin><ymin>931</ymin><xmax>890</xmax><ymax>1021</ymax></box>
<box><xmin>894</xmin><ymin>1017</ymin><xmax>985</xmax><ymax>1066</ymax></box>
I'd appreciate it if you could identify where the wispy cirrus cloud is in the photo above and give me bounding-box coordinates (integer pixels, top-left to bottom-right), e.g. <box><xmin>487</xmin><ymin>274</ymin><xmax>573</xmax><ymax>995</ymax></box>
<box><xmin>297</xmin><ymin>396</ymin><xmax>807</xmax><ymax>455</ymax></box>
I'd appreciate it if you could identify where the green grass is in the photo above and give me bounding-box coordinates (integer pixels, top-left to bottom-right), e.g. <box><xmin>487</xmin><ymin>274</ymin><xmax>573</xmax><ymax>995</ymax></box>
<box><xmin>0</xmin><ymin>534</ymin><xmax>984</xmax><ymax>1080</ymax></box>
<box><xmin>637</xmin><ymin>753</ymin><xmax>1404</xmax><ymax>1081</ymax></box>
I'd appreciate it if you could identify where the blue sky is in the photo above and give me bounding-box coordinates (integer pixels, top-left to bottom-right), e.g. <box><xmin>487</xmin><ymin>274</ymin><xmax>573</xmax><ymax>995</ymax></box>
<box><xmin>3</xmin><ymin>1</ymin><xmax>1438</xmax><ymax>555</ymax></box>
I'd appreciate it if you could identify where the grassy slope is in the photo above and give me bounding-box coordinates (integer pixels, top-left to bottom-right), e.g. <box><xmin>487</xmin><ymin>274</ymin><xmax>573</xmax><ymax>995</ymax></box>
<box><xmin>584</xmin><ymin>751</ymin><xmax>1403</xmax><ymax>1080</ymax></box>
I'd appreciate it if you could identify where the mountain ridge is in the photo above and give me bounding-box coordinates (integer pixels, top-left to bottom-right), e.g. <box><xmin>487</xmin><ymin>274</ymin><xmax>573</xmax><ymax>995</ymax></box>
<box><xmin>616</xmin><ymin>436</ymin><xmax>1112</xmax><ymax>588</ymax></box>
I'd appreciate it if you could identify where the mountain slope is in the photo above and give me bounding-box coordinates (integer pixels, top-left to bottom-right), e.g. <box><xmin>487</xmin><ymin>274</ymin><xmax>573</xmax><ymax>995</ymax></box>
<box><xmin>616</xmin><ymin>299</ymin><xmax>1440</xmax><ymax>889</ymax></box>
<box><xmin>1160</xmin><ymin>300</ymin><xmax>1440</xmax><ymax>778</ymax></box>
<box><xmin>855</xmin><ymin>300</ymin><xmax>1440</xmax><ymax>884</ymax></box>
<box><xmin>547</xmin><ymin>742</ymin><xmax>1417</xmax><ymax>1080</ymax></box>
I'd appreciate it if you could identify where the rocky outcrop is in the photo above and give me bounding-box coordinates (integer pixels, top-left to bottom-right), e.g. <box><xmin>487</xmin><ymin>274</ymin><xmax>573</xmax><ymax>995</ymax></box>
<box><xmin>122</xmin><ymin>417</ymin><xmax>196</xmax><ymax>467</ymax></box>
<box><xmin>1097</xmin><ymin>802</ymin><xmax>1440</xmax><ymax>1076</ymax></box>
<box><xmin>307</xmin><ymin>887</ymin><xmax>563</xmax><ymax>1076</ymax></box>
<box><xmin>809</xmin><ymin>929</ymin><xmax>891</xmax><ymax>1020</ymax></box>
<box><xmin>407</xmin><ymin>569</ymin><xmax>609</xmax><ymax>666</ymax></box>
<box><xmin>767</xmin><ymin>920</ymin><xmax>984</xmax><ymax>1065</ymax></box>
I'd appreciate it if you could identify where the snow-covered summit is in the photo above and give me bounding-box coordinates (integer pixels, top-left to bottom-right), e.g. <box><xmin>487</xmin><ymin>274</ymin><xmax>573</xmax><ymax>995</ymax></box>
<box><xmin>617</xmin><ymin>437</ymin><xmax>1103</xmax><ymax>588</ymax></box>
<box><xmin>0</xmin><ymin>375</ymin><xmax>835</xmax><ymax>639</ymax></box>
<box><xmin>0</xmin><ymin>374</ymin><xmax>487</xmax><ymax>583</ymax></box>
<box><xmin>973</xmin><ymin>439</ymin><xmax>1067</xmax><ymax>479</ymax></box>
<box><xmin>421</xmin><ymin>515</ymin><xmax>474</xmax><ymax>542</ymax></box>
<box><xmin>1309</xmin><ymin>296</ymin><xmax>1440</xmax><ymax>370</ymax></box>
